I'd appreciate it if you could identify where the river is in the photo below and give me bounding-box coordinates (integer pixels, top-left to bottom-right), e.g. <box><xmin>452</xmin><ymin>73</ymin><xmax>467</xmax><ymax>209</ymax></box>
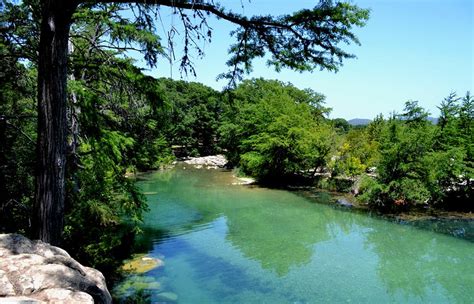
<box><xmin>115</xmin><ymin>165</ymin><xmax>473</xmax><ymax>303</ymax></box>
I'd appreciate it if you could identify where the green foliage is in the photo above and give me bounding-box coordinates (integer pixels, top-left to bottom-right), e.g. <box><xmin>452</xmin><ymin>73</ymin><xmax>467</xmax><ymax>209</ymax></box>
<box><xmin>430</xmin><ymin>92</ymin><xmax>474</xmax><ymax>208</ymax></box>
<box><xmin>330</xmin><ymin>121</ymin><xmax>380</xmax><ymax>178</ymax></box>
<box><xmin>71</xmin><ymin>3</ymin><xmax>164</xmax><ymax>68</ymax></box>
<box><xmin>155</xmin><ymin>78</ymin><xmax>224</xmax><ymax>157</ymax></box>
<box><xmin>0</xmin><ymin>13</ymin><xmax>37</xmax><ymax>231</ymax></box>
<box><xmin>332</xmin><ymin>118</ymin><xmax>351</xmax><ymax>134</ymax></box>
<box><xmin>60</xmin><ymin>12</ymin><xmax>173</xmax><ymax>274</ymax></box>
<box><xmin>1</xmin><ymin>7</ymin><xmax>219</xmax><ymax>273</ymax></box>
<box><xmin>1</xmin><ymin>1</ymin><xmax>177</xmax><ymax>276</ymax></box>
<box><xmin>221</xmin><ymin>1</ymin><xmax>370</xmax><ymax>84</ymax></box>
<box><xmin>331</xmin><ymin>143</ymin><xmax>366</xmax><ymax>177</ymax></box>
<box><xmin>357</xmin><ymin>97</ymin><xmax>473</xmax><ymax>211</ymax></box>
<box><xmin>63</xmin><ymin>129</ymin><xmax>147</xmax><ymax>276</ymax></box>
<box><xmin>0</xmin><ymin>43</ymin><xmax>36</xmax><ymax>234</ymax></box>
<box><xmin>2</xmin><ymin>0</ymin><xmax>472</xmax><ymax>282</ymax></box>
<box><xmin>134</xmin><ymin>136</ymin><xmax>174</xmax><ymax>170</ymax></box>
<box><xmin>360</xmin><ymin>105</ymin><xmax>435</xmax><ymax>209</ymax></box>
<box><xmin>220</xmin><ymin>78</ymin><xmax>333</xmax><ymax>181</ymax></box>
<box><xmin>0</xmin><ymin>0</ymin><xmax>40</xmax><ymax>62</ymax></box>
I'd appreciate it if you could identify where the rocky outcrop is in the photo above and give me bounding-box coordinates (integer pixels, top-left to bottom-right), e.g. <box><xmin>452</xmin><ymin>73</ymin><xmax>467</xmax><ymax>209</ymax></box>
<box><xmin>0</xmin><ymin>234</ymin><xmax>112</xmax><ymax>304</ymax></box>
<box><xmin>182</xmin><ymin>154</ymin><xmax>227</xmax><ymax>167</ymax></box>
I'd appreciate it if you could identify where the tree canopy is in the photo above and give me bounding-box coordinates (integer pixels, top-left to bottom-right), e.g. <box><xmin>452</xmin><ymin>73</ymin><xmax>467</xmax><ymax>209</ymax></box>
<box><xmin>220</xmin><ymin>78</ymin><xmax>333</xmax><ymax>181</ymax></box>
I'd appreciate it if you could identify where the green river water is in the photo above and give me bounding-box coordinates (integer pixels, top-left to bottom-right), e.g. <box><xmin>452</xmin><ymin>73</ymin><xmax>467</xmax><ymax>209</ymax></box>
<box><xmin>115</xmin><ymin>166</ymin><xmax>474</xmax><ymax>303</ymax></box>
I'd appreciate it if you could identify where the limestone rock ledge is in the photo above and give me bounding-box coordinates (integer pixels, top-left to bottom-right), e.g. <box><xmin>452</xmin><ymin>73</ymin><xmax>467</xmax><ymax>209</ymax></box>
<box><xmin>182</xmin><ymin>154</ymin><xmax>227</xmax><ymax>167</ymax></box>
<box><xmin>0</xmin><ymin>234</ymin><xmax>112</xmax><ymax>304</ymax></box>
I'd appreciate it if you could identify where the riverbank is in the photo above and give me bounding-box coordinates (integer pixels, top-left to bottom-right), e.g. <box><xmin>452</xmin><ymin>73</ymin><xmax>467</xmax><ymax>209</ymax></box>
<box><xmin>281</xmin><ymin>171</ymin><xmax>474</xmax><ymax>221</ymax></box>
<box><xmin>186</xmin><ymin>155</ymin><xmax>473</xmax><ymax>218</ymax></box>
<box><xmin>296</xmin><ymin>187</ymin><xmax>474</xmax><ymax>241</ymax></box>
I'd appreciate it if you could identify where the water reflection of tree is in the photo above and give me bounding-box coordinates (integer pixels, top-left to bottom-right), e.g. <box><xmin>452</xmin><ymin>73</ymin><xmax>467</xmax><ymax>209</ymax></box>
<box><xmin>138</xmin><ymin>169</ymin><xmax>177</xmax><ymax>191</ymax></box>
<box><xmin>225</xmin><ymin>205</ymin><xmax>327</xmax><ymax>276</ymax></box>
<box><xmin>223</xmin><ymin>191</ymin><xmax>364</xmax><ymax>276</ymax></box>
<box><xmin>365</xmin><ymin>224</ymin><xmax>474</xmax><ymax>302</ymax></box>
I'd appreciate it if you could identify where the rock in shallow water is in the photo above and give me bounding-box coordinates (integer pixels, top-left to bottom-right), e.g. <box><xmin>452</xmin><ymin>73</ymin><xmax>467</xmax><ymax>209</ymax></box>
<box><xmin>335</xmin><ymin>198</ymin><xmax>353</xmax><ymax>208</ymax></box>
<box><xmin>121</xmin><ymin>254</ymin><xmax>164</xmax><ymax>273</ymax></box>
<box><xmin>0</xmin><ymin>233</ymin><xmax>112</xmax><ymax>304</ymax></box>
<box><xmin>183</xmin><ymin>154</ymin><xmax>227</xmax><ymax>167</ymax></box>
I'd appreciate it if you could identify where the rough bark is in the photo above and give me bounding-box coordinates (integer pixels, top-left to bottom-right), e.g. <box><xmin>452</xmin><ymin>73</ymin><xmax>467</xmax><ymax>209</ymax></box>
<box><xmin>34</xmin><ymin>0</ymin><xmax>77</xmax><ymax>245</ymax></box>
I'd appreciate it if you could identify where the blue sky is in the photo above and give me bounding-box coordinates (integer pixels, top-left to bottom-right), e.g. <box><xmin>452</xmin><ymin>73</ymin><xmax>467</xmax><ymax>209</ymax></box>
<box><xmin>137</xmin><ymin>0</ymin><xmax>473</xmax><ymax>119</ymax></box>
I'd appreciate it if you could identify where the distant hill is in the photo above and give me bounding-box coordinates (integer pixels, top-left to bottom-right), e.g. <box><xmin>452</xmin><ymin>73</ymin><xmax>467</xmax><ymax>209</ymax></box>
<box><xmin>347</xmin><ymin>117</ymin><xmax>438</xmax><ymax>126</ymax></box>
<box><xmin>347</xmin><ymin>118</ymin><xmax>371</xmax><ymax>126</ymax></box>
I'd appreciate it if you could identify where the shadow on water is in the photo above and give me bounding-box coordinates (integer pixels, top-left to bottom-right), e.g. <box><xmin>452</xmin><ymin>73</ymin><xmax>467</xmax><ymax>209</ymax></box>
<box><xmin>407</xmin><ymin>218</ymin><xmax>474</xmax><ymax>241</ymax></box>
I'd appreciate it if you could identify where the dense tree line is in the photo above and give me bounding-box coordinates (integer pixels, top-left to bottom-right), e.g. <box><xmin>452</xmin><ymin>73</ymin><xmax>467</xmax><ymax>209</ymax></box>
<box><xmin>220</xmin><ymin>78</ymin><xmax>334</xmax><ymax>182</ymax></box>
<box><xmin>157</xmin><ymin>78</ymin><xmax>224</xmax><ymax>157</ymax></box>
<box><xmin>332</xmin><ymin>97</ymin><xmax>473</xmax><ymax>212</ymax></box>
<box><xmin>218</xmin><ymin>82</ymin><xmax>472</xmax><ymax>212</ymax></box>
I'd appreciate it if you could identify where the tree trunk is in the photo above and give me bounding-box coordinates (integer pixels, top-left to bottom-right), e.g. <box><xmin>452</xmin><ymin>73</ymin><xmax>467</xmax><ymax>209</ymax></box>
<box><xmin>34</xmin><ymin>0</ymin><xmax>76</xmax><ymax>245</ymax></box>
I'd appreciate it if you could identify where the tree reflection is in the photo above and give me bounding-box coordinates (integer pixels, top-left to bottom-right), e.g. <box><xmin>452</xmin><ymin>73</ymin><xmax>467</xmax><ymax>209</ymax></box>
<box><xmin>365</xmin><ymin>223</ymin><xmax>474</xmax><ymax>302</ymax></box>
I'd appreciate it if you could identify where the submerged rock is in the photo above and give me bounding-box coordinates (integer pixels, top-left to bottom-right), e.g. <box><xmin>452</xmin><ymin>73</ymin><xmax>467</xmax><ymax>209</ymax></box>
<box><xmin>114</xmin><ymin>275</ymin><xmax>162</xmax><ymax>298</ymax></box>
<box><xmin>0</xmin><ymin>233</ymin><xmax>111</xmax><ymax>304</ymax></box>
<box><xmin>121</xmin><ymin>254</ymin><xmax>164</xmax><ymax>274</ymax></box>
<box><xmin>156</xmin><ymin>291</ymin><xmax>178</xmax><ymax>302</ymax></box>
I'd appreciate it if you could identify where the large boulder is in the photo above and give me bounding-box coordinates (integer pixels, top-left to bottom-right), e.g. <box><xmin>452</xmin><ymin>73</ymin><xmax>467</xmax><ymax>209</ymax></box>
<box><xmin>0</xmin><ymin>234</ymin><xmax>112</xmax><ymax>304</ymax></box>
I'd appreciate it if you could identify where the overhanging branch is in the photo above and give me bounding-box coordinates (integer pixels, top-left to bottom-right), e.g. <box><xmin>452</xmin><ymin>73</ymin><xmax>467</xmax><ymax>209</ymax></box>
<box><xmin>79</xmin><ymin>0</ymin><xmax>369</xmax><ymax>83</ymax></box>
<box><xmin>85</xmin><ymin>0</ymin><xmax>290</xmax><ymax>29</ymax></box>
